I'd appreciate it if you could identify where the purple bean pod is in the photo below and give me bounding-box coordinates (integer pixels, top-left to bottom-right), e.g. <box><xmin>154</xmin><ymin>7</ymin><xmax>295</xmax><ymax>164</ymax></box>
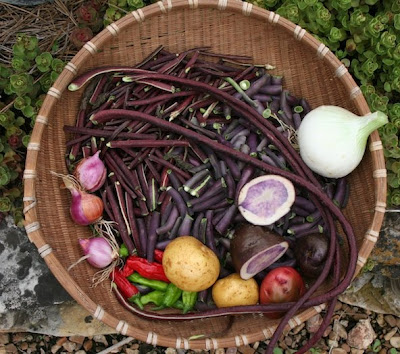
<box><xmin>177</xmin><ymin>213</ymin><xmax>194</xmax><ymax>236</ymax></box>
<box><xmin>205</xmin><ymin>210</ymin><xmax>218</xmax><ymax>255</ymax></box>
<box><xmin>190</xmin><ymin>191</ymin><xmax>227</xmax><ymax>212</ymax></box>
<box><xmin>293</xmin><ymin>112</ymin><xmax>302</xmax><ymax>130</ymax></box>
<box><xmin>235</xmin><ymin>164</ymin><xmax>255</xmax><ymax>203</ymax></box>
<box><xmin>183</xmin><ymin>169</ymin><xmax>210</xmax><ymax>192</ymax></box>
<box><xmin>187</xmin><ymin>177</ymin><xmax>226</xmax><ymax>207</ymax></box>
<box><xmin>146</xmin><ymin>211</ymin><xmax>161</xmax><ymax>262</ymax></box>
<box><xmin>166</xmin><ymin>186</ymin><xmax>188</xmax><ymax>217</ymax></box>
<box><xmin>215</xmin><ymin>204</ymin><xmax>238</xmax><ymax>236</ymax></box>
<box><xmin>168</xmin><ymin>216</ymin><xmax>182</xmax><ymax>240</ymax></box>
<box><xmin>156</xmin><ymin>206</ymin><xmax>179</xmax><ymax>236</ymax></box>
<box><xmin>333</xmin><ymin>178</ymin><xmax>349</xmax><ymax>208</ymax></box>
<box><xmin>188</xmin><ymin>175</ymin><xmax>213</xmax><ymax>198</ymax></box>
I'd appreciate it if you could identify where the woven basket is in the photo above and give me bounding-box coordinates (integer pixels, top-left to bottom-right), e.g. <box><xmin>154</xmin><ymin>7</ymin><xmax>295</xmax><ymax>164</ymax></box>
<box><xmin>23</xmin><ymin>0</ymin><xmax>387</xmax><ymax>349</ymax></box>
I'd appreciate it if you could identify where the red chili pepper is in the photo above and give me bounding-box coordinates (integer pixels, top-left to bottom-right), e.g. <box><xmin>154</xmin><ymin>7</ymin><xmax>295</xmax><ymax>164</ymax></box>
<box><xmin>154</xmin><ymin>249</ymin><xmax>164</xmax><ymax>263</ymax></box>
<box><xmin>110</xmin><ymin>268</ymin><xmax>143</xmax><ymax>309</ymax></box>
<box><xmin>126</xmin><ymin>255</ymin><xmax>170</xmax><ymax>283</ymax></box>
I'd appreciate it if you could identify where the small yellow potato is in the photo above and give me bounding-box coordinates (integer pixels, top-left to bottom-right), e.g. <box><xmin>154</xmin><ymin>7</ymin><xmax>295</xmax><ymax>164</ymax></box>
<box><xmin>162</xmin><ymin>236</ymin><xmax>220</xmax><ymax>292</ymax></box>
<box><xmin>212</xmin><ymin>273</ymin><xmax>259</xmax><ymax>308</ymax></box>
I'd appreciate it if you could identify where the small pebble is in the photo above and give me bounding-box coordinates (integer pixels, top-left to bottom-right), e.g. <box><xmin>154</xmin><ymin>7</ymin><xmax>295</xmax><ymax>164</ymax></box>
<box><xmin>331</xmin><ymin>348</ymin><xmax>347</xmax><ymax>354</ymax></box>
<box><xmin>165</xmin><ymin>348</ymin><xmax>177</xmax><ymax>354</ymax></box>
<box><xmin>292</xmin><ymin>323</ymin><xmax>305</xmax><ymax>335</ymax></box>
<box><xmin>62</xmin><ymin>340</ymin><xmax>77</xmax><ymax>352</ymax></box>
<box><xmin>20</xmin><ymin>342</ymin><xmax>29</xmax><ymax>350</ymax></box>
<box><xmin>93</xmin><ymin>334</ymin><xmax>108</xmax><ymax>346</ymax></box>
<box><xmin>50</xmin><ymin>344</ymin><xmax>61</xmax><ymax>353</ymax></box>
<box><xmin>69</xmin><ymin>335</ymin><xmax>85</xmax><ymax>345</ymax></box>
<box><xmin>389</xmin><ymin>336</ymin><xmax>400</xmax><ymax>348</ymax></box>
<box><xmin>350</xmin><ymin>349</ymin><xmax>364</xmax><ymax>354</ymax></box>
<box><xmin>55</xmin><ymin>337</ymin><xmax>67</xmax><ymax>347</ymax></box>
<box><xmin>377</xmin><ymin>314</ymin><xmax>386</xmax><ymax>327</ymax></box>
<box><xmin>0</xmin><ymin>333</ymin><xmax>10</xmax><ymax>345</ymax></box>
<box><xmin>333</xmin><ymin>321</ymin><xmax>348</xmax><ymax>339</ymax></box>
<box><xmin>323</xmin><ymin>325</ymin><xmax>333</xmax><ymax>337</ymax></box>
<box><xmin>75</xmin><ymin>351</ymin><xmax>86</xmax><ymax>354</ymax></box>
<box><xmin>306</xmin><ymin>314</ymin><xmax>323</xmax><ymax>333</ymax></box>
<box><xmin>384</xmin><ymin>328</ymin><xmax>397</xmax><ymax>341</ymax></box>
<box><xmin>340</xmin><ymin>343</ymin><xmax>351</xmax><ymax>352</ymax></box>
<box><xmin>385</xmin><ymin>315</ymin><xmax>397</xmax><ymax>328</ymax></box>
<box><xmin>126</xmin><ymin>349</ymin><xmax>140</xmax><ymax>354</ymax></box>
<box><xmin>347</xmin><ymin>319</ymin><xmax>376</xmax><ymax>350</ymax></box>
<box><xmin>11</xmin><ymin>333</ymin><xmax>26</xmax><ymax>342</ymax></box>
<box><xmin>327</xmin><ymin>339</ymin><xmax>339</xmax><ymax>348</ymax></box>
<box><xmin>5</xmin><ymin>343</ymin><xmax>18</xmax><ymax>354</ymax></box>
<box><xmin>83</xmin><ymin>339</ymin><xmax>93</xmax><ymax>351</ymax></box>
<box><xmin>284</xmin><ymin>336</ymin><xmax>293</xmax><ymax>347</ymax></box>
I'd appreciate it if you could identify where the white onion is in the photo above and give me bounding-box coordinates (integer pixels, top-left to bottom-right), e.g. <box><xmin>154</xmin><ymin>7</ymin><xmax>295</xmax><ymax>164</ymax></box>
<box><xmin>297</xmin><ymin>105</ymin><xmax>388</xmax><ymax>178</ymax></box>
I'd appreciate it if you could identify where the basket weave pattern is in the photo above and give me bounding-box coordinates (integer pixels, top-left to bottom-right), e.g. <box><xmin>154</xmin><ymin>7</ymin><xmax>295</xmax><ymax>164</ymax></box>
<box><xmin>23</xmin><ymin>0</ymin><xmax>386</xmax><ymax>349</ymax></box>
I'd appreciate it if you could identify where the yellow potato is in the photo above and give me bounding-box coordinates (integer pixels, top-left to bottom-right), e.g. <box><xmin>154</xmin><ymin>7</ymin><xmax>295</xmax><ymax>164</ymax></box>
<box><xmin>162</xmin><ymin>236</ymin><xmax>220</xmax><ymax>292</ymax></box>
<box><xmin>212</xmin><ymin>273</ymin><xmax>259</xmax><ymax>308</ymax></box>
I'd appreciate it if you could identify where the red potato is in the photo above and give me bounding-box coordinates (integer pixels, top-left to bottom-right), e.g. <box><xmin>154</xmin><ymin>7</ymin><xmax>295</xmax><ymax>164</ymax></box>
<box><xmin>259</xmin><ymin>266</ymin><xmax>305</xmax><ymax>318</ymax></box>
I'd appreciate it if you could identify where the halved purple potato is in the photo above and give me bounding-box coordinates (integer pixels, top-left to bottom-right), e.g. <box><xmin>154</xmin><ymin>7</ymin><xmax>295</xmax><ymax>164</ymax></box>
<box><xmin>230</xmin><ymin>224</ymin><xmax>289</xmax><ymax>280</ymax></box>
<box><xmin>237</xmin><ymin>175</ymin><xmax>295</xmax><ymax>226</ymax></box>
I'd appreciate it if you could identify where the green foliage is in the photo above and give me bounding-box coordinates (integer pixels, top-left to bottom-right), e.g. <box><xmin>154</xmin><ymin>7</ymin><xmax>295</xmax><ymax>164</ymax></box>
<box><xmin>0</xmin><ymin>33</ymin><xmax>65</xmax><ymax>225</ymax></box>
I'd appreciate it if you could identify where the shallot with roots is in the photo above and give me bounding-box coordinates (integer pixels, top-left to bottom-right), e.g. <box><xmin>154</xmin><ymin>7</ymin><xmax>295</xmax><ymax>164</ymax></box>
<box><xmin>64</xmin><ymin>46</ymin><xmax>363</xmax><ymax>353</ymax></box>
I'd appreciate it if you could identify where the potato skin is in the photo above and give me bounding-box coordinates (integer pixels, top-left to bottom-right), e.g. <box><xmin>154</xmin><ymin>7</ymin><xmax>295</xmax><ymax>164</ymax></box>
<box><xmin>212</xmin><ymin>273</ymin><xmax>259</xmax><ymax>308</ymax></box>
<box><xmin>162</xmin><ymin>236</ymin><xmax>220</xmax><ymax>292</ymax></box>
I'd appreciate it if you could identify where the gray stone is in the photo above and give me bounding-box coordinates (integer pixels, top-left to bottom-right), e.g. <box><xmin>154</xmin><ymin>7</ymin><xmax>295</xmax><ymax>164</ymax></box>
<box><xmin>306</xmin><ymin>314</ymin><xmax>324</xmax><ymax>334</ymax></box>
<box><xmin>346</xmin><ymin>319</ymin><xmax>376</xmax><ymax>350</ymax></box>
<box><xmin>390</xmin><ymin>336</ymin><xmax>400</xmax><ymax>348</ymax></box>
<box><xmin>0</xmin><ymin>217</ymin><xmax>113</xmax><ymax>336</ymax></box>
<box><xmin>339</xmin><ymin>213</ymin><xmax>400</xmax><ymax>317</ymax></box>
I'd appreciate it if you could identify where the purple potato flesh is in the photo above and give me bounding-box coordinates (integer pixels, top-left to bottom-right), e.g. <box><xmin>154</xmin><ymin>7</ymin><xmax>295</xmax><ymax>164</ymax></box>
<box><xmin>245</xmin><ymin>244</ymin><xmax>288</xmax><ymax>276</ymax></box>
<box><xmin>237</xmin><ymin>175</ymin><xmax>295</xmax><ymax>226</ymax></box>
<box><xmin>230</xmin><ymin>224</ymin><xmax>289</xmax><ymax>280</ymax></box>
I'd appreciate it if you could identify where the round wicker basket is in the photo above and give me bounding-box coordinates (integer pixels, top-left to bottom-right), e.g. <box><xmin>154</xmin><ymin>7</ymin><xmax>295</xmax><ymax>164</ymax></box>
<box><xmin>23</xmin><ymin>0</ymin><xmax>387</xmax><ymax>349</ymax></box>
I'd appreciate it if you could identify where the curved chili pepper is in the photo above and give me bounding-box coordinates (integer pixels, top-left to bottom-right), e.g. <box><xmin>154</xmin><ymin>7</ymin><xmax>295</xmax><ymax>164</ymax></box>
<box><xmin>182</xmin><ymin>291</ymin><xmax>198</xmax><ymax>314</ymax></box>
<box><xmin>154</xmin><ymin>249</ymin><xmax>164</xmax><ymax>263</ymax></box>
<box><xmin>153</xmin><ymin>283</ymin><xmax>182</xmax><ymax>310</ymax></box>
<box><xmin>110</xmin><ymin>269</ymin><xmax>143</xmax><ymax>309</ymax></box>
<box><xmin>140</xmin><ymin>290</ymin><xmax>166</xmax><ymax>307</ymax></box>
<box><xmin>127</xmin><ymin>272</ymin><xmax>168</xmax><ymax>292</ymax></box>
<box><xmin>124</xmin><ymin>255</ymin><xmax>170</xmax><ymax>283</ymax></box>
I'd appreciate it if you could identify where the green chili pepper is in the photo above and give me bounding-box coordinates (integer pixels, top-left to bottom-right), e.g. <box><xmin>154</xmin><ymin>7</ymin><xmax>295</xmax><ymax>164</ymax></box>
<box><xmin>182</xmin><ymin>291</ymin><xmax>198</xmax><ymax>314</ymax></box>
<box><xmin>153</xmin><ymin>283</ymin><xmax>182</xmax><ymax>310</ymax></box>
<box><xmin>164</xmin><ymin>283</ymin><xmax>182</xmax><ymax>307</ymax></box>
<box><xmin>127</xmin><ymin>272</ymin><xmax>168</xmax><ymax>292</ymax></box>
<box><xmin>119</xmin><ymin>244</ymin><xmax>129</xmax><ymax>258</ymax></box>
<box><xmin>140</xmin><ymin>290</ymin><xmax>165</xmax><ymax>307</ymax></box>
<box><xmin>171</xmin><ymin>299</ymin><xmax>184</xmax><ymax>310</ymax></box>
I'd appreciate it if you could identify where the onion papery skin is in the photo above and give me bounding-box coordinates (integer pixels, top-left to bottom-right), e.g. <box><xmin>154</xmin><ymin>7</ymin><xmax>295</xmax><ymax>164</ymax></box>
<box><xmin>79</xmin><ymin>237</ymin><xmax>115</xmax><ymax>268</ymax></box>
<box><xmin>70</xmin><ymin>189</ymin><xmax>104</xmax><ymax>226</ymax></box>
<box><xmin>74</xmin><ymin>151</ymin><xmax>107</xmax><ymax>192</ymax></box>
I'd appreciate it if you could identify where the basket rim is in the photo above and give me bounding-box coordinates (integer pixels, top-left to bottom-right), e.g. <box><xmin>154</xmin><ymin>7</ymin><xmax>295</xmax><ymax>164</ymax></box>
<box><xmin>23</xmin><ymin>0</ymin><xmax>387</xmax><ymax>349</ymax></box>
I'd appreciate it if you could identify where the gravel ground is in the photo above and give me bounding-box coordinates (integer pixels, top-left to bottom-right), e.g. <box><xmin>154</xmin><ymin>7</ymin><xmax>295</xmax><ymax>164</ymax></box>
<box><xmin>1</xmin><ymin>301</ymin><xmax>400</xmax><ymax>354</ymax></box>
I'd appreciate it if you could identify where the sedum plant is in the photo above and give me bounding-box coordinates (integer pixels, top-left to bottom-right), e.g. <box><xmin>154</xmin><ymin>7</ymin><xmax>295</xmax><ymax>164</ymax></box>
<box><xmin>0</xmin><ymin>34</ymin><xmax>65</xmax><ymax>226</ymax></box>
